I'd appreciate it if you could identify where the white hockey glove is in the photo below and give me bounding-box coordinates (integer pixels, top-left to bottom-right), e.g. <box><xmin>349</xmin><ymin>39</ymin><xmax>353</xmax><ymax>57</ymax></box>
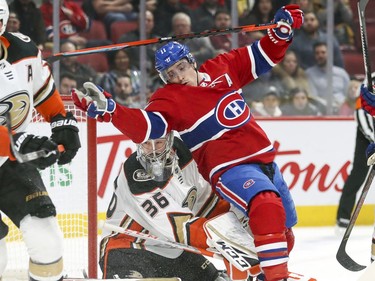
<box><xmin>72</xmin><ymin>82</ymin><xmax>116</xmax><ymax>122</ymax></box>
<box><xmin>204</xmin><ymin>212</ymin><xmax>261</xmax><ymax>280</ymax></box>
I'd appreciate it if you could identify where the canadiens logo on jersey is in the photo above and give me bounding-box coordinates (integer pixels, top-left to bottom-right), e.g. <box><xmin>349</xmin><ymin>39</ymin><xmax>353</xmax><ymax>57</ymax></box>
<box><xmin>0</xmin><ymin>92</ymin><xmax>31</xmax><ymax>129</ymax></box>
<box><xmin>215</xmin><ymin>91</ymin><xmax>250</xmax><ymax>129</ymax></box>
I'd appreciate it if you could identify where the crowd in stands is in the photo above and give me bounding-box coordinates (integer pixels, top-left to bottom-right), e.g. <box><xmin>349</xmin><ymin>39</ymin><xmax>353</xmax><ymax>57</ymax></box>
<box><xmin>5</xmin><ymin>0</ymin><xmax>374</xmax><ymax>114</ymax></box>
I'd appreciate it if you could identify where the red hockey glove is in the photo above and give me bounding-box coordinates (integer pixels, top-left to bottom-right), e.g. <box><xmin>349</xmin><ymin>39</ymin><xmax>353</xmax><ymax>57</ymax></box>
<box><xmin>360</xmin><ymin>83</ymin><xmax>375</xmax><ymax>116</ymax></box>
<box><xmin>72</xmin><ymin>82</ymin><xmax>116</xmax><ymax>122</ymax></box>
<box><xmin>268</xmin><ymin>5</ymin><xmax>304</xmax><ymax>45</ymax></box>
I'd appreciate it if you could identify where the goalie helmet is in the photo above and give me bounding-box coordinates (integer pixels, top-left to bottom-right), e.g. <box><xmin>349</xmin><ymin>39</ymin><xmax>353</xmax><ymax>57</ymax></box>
<box><xmin>136</xmin><ymin>132</ymin><xmax>178</xmax><ymax>182</ymax></box>
<box><xmin>155</xmin><ymin>41</ymin><xmax>195</xmax><ymax>84</ymax></box>
<box><xmin>0</xmin><ymin>0</ymin><xmax>9</xmax><ymax>36</ymax></box>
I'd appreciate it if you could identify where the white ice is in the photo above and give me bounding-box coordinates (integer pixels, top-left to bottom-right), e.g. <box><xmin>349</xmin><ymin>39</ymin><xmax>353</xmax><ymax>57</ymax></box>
<box><xmin>209</xmin><ymin>225</ymin><xmax>374</xmax><ymax>281</ymax></box>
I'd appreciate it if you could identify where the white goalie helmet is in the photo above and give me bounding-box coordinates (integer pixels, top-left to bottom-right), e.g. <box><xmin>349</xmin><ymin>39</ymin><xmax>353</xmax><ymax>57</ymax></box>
<box><xmin>0</xmin><ymin>0</ymin><xmax>9</xmax><ymax>36</ymax></box>
<box><xmin>136</xmin><ymin>132</ymin><xmax>178</xmax><ymax>182</ymax></box>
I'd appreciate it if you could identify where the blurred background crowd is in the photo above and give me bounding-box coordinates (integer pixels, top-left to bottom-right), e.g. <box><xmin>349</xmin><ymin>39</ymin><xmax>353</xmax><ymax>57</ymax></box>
<box><xmin>5</xmin><ymin>0</ymin><xmax>375</xmax><ymax>116</ymax></box>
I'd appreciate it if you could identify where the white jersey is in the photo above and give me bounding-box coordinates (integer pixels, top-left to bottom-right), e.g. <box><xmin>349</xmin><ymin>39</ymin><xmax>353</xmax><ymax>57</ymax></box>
<box><xmin>0</xmin><ymin>32</ymin><xmax>57</xmax><ymax>166</ymax></box>
<box><xmin>100</xmin><ymin>138</ymin><xmax>231</xmax><ymax>259</ymax></box>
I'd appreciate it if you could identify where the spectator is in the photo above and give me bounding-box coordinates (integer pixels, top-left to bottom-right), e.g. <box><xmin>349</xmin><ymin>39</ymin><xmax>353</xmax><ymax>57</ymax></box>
<box><xmin>239</xmin><ymin>0</ymin><xmax>275</xmax><ymax>32</ymax></box>
<box><xmin>170</xmin><ymin>12</ymin><xmax>215</xmax><ymax>67</ymax></box>
<box><xmin>251</xmin><ymin>86</ymin><xmax>283</xmax><ymax>117</ymax></box>
<box><xmin>191</xmin><ymin>0</ymin><xmax>224</xmax><ymax>32</ymax></box>
<box><xmin>153</xmin><ymin>0</ymin><xmax>192</xmax><ymax>36</ymax></box>
<box><xmin>281</xmin><ymin>87</ymin><xmax>323</xmax><ymax>116</ymax></box>
<box><xmin>5</xmin><ymin>11</ymin><xmax>20</xmax><ymax>32</ymax></box>
<box><xmin>118</xmin><ymin>10</ymin><xmax>160</xmax><ymax>72</ymax></box>
<box><xmin>338</xmin><ymin>78</ymin><xmax>361</xmax><ymax>116</ymax></box>
<box><xmin>180</xmin><ymin>0</ymin><xmax>228</xmax><ymax>10</ymax></box>
<box><xmin>82</xmin><ymin>0</ymin><xmax>137</xmax><ymax>36</ymax></box>
<box><xmin>314</xmin><ymin>0</ymin><xmax>355</xmax><ymax>47</ymax></box>
<box><xmin>59</xmin><ymin>40</ymin><xmax>98</xmax><ymax>90</ymax></box>
<box><xmin>98</xmin><ymin>49</ymin><xmax>141</xmax><ymax>95</ymax></box>
<box><xmin>209</xmin><ymin>10</ymin><xmax>257</xmax><ymax>53</ymax></box>
<box><xmin>59</xmin><ymin>72</ymin><xmax>78</xmax><ymax>96</ymax></box>
<box><xmin>268</xmin><ymin>49</ymin><xmax>312</xmax><ymax>103</ymax></box>
<box><xmin>113</xmin><ymin>74</ymin><xmax>142</xmax><ymax>107</ymax></box>
<box><xmin>290</xmin><ymin>11</ymin><xmax>344</xmax><ymax>69</ymax></box>
<box><xmin>290</xmin><ymin>0</ymin><xmax>315</xmax><ymax>13</ymax></box>
<box><xmin>9</xmin><ymin>0</ymin><xmax>46</xmax><ymax>49</ymax></box>
<box><xmin>306</xmin><ymin>41</ymin><xmax>350</xmax><ymax>114</ymax></box>
<box><xmin>40</xmin><ymin>0</ymin><xmax>90</xmax><ymax>49</ymax></box>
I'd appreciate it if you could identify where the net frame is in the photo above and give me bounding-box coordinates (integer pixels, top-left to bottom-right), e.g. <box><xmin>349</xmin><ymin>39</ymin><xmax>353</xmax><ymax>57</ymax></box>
<box><xmin>2</xmin><ymin>96</ymin><xmax>98</xmax><ymax>280</ymax></box>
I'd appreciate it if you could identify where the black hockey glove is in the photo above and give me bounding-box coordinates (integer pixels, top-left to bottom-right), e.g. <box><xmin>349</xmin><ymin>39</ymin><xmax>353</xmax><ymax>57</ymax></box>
<box><xmin>50</xmin><ymin>111</ymin><xmax>81</xmax><ymax>165</ymax></box>
<box><xmin>13</xmin><ymin>132</ymin><xmax>59</xmax><ymax>169</ymax></box>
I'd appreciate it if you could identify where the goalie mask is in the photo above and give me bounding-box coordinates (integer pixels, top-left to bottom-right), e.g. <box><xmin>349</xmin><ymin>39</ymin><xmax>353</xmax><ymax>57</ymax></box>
<box><xmin>136</xmin><ymin>133</ymin><xmax>178</xmax><ymax>182</ymax></box>
<box><xmin>0</xmin><ymin>0</ymin><xmax>9</xmax><ymax>36</ymax></box>
<box><xmin>155</xmin><ymin>41</ymin><xmax>195</xmax><ymax>84</ymax></box>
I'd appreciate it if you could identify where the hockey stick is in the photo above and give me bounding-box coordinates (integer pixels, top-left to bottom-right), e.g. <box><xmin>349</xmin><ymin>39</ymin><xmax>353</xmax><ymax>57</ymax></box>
<box><xmin>99</xmin><ymin>220</ymin><xmax>209</xmax><ymax>255</ymax></box>
<box><xmin>336</xmin><ymin>0</ymin><xmax>373</xmax><ymax>271</ymax></box>
<box><xmin>45</xmin><ymin>22</ymin><xmax>279</xmax><ymax>63</ymax></box>
<box><xmin>6</xmin><ymin>112</ymin><xmax>64</xmax><ymax>163</ymax></box>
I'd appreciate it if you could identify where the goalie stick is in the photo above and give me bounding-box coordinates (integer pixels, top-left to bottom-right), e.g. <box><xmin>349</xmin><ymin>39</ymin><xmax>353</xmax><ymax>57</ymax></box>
<box><xmin>45</xmin><ymin>22</ymin><xmax>280</xmax><ymax>63</ymax></box>
<box><xmin>99</xmin><ymin>220</ymin><xmax>210</xmax><ymax>255</ymax></box>
<box><xmin>336</xmin><ymin>0</ymin><xmax>373</xmax><ymax>272</ymax></box>
<box><xmin>5</xmin><ymin>112</ymin><xmax>64</xmax><ymax>163</ymax></box>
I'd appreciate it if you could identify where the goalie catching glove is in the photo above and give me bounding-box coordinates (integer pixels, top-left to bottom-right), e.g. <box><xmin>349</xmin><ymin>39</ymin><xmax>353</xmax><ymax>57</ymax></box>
<box><xmin>268</xmin><ymin>5</ymin><xmax>304</xmax><ymax>45</ymax></box>
<box><xmin>13</xmin><ymin>133</ymin><xmax>59</xmax><ymax>169</ymax></box>
<box><xmin>50</xmin><ymin>111</ymin><xmax>81</xmax><ymax>165</ymax></box>
<box><xmin>72</xmin><ymin>82</ymin><xmax>116</xmax><ymax>122</ymax></box>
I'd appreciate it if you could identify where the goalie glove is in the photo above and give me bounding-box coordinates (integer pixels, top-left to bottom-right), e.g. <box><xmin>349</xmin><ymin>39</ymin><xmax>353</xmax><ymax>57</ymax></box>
<box><xmin>268</xmin><ymin>5</ymin><xmax>304</xmax><ymax>45</ymax></box>
<box><xmin>13</xmin><ymin>133</ymin><xmax>59</xmax><ymax>169</ymax></box>
<box><xmin>50</xmin><ymin>112</ymin><xmax>81</xmax><ymax>165</ymax></box>
<box><xmin>72</xmin><ymin>82</ymin><xmax>116</xmax><ymax>122</ymax></box>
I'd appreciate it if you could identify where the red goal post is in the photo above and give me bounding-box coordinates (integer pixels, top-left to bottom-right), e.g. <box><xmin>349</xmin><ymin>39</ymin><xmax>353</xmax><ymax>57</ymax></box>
<box><xmin>2</xmin><ymin>96</ymin><xmax>98</xmax><ymax>280</ymax></box>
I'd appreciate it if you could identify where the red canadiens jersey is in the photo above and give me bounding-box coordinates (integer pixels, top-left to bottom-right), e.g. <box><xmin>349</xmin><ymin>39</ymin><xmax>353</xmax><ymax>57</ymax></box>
<box><xmin>112</xmin><ymin>36</ymin><xmax>290</xmax><ymax>185</ymax></box>
<box><xmin>99</xmin><ymin>138</ymin><xmax>235</xmax><ymax>261</ymax></box>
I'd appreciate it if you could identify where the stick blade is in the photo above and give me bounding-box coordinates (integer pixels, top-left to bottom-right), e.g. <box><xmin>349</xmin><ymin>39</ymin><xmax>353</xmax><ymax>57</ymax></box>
<box><xmin>336</xmin><ymin>239</ymin><xmax>367</xmax><ymax>271</ymax></box>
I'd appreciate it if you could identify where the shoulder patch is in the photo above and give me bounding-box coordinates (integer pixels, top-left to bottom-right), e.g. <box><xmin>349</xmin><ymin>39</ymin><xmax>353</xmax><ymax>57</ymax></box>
<box><xmin>124</xmin><ymin>153</ymin><xmax>168</xmax><ymax>195</ymax></box>
<box><xmin>2</xmin><ymin>32</ymin><xmax>39</xmax><ymax>63</ymax></box>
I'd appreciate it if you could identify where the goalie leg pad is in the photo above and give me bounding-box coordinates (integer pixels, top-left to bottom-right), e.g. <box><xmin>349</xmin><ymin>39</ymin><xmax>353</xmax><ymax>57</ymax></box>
<box><xmin>20</xmin><ymin>215</ymin><xmax>64</xmax><ymax>264</ymax></box>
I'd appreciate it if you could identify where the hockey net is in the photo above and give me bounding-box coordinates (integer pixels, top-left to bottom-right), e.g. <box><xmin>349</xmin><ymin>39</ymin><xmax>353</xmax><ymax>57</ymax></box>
<box><xmin>2</xmin><ymin>96</ymin><xmax>98</xmax><ymax>280</ymax></box>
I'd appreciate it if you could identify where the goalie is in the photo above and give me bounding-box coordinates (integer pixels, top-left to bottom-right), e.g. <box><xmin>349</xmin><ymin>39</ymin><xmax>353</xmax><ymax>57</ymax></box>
<box><xmin>100</xmin><ymin>132</ymin><xmax>260</xmax><ymax>281</ymax></box>
<box><xmin>0</xmin><ymin>0</ymin><xmax>81</xmax><ymax>280</ymax></box>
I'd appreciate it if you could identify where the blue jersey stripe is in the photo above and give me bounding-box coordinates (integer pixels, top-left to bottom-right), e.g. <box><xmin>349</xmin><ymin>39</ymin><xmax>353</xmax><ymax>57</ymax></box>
<box><xmin>250</xmin><ymin>41</ymin><xmax>273</xmax><ymax>77</ymax></box>
<box><xmin>180</xmin><ymin>112</ymin><xmax>226</xmax><ymax>150</ymax></box>
<box><xmin>146</xmin><ymin>111</ymin><xmax>168</xmax><ymax>139</ymax></box>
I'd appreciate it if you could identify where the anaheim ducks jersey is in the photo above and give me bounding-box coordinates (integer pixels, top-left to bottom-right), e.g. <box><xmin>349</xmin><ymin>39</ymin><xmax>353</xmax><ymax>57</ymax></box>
<box><xmin>0</xmin><ymin>32</ymin><xmax>65</xmax><ymax>166</ymax></box>
<box><xmin>100</xmin><ymin>138</ymin><xmax>233</xmax><ymax>260</ymax></box>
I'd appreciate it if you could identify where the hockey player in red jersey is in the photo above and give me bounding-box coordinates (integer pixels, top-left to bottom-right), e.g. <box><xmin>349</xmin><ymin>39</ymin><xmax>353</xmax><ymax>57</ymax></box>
<box><xmin>0</xmin><ymin>0</ymin><xmax>81</xmax><ymax>280</ymax></box>
<box><xmin>73</xmin><ymin>5</ymin><xmax>304</xmax><ymax>281</ymax></box>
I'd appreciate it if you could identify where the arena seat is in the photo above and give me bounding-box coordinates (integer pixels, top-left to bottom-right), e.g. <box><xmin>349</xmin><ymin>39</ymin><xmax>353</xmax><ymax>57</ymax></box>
<box><xmin>110</xmin><ymin>21</ymin><xmax>138</xmax><ymax>43</ymax></box>
<box><xmin>342</xmin><ymin>49</ymin><xmax>365</xmax><ymax>77</ymax></box>
<box><xmin>79</xmin><ymin>20</ymin><xmax>108</xmax><ymax>41</ymax></box>
<box><xmin>76</xmin><ymin>53</ymin><xmax>109</xmax><ymax>73</ymax></box>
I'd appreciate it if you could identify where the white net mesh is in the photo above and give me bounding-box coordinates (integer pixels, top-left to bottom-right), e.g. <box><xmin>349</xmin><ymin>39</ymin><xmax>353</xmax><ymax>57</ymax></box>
<box><xmin>2</xmin><ymin>101</ymin><xmax>91</xmax><ymax>280</ymax></box>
